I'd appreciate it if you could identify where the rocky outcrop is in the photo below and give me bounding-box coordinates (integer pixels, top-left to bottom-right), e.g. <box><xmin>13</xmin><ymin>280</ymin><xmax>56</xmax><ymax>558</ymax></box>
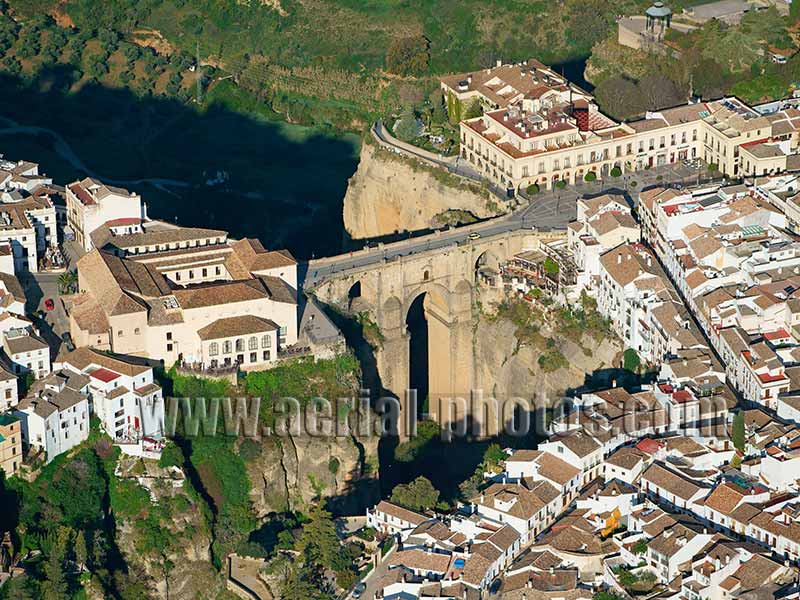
<box><xmin>247</xmin><ymin>417</ymin><xmax>380</xmax><ymax>518</ymax></box>
<box><xmin>112</xmin><ymin>458</ymin><xmax>225</xmax><ymax>599</ymax></box>
<box><xmin>343</xmin><ymin>143</ymin><xmax>505</xmax><ymax>239</ymax></box>
<box><xmin>472</xmin><ymin>316</ymin><xmax>621</xmax><ymax>405</ymax></box>
<box><xmin>584</xmin><ymin>38</ymin><xmax>655</xmax><ymax>86</ymax></box>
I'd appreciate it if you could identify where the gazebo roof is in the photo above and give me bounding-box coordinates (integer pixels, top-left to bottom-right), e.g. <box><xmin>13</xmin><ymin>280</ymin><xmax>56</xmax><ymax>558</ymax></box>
<box><xmin>646</xmin><ymin>1</ymin><xmax>672</xmax><ymax>18</ymax></box>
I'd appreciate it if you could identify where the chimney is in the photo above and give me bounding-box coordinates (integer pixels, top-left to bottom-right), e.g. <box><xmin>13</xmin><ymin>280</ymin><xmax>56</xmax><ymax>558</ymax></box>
<box><xmin>617</xmin><ymin>254</ymin><xmax>622</xmax><ymax>264</ymax></box>
<box><xmin>549</xmin><ymin>566</ymin><xmax>554</xmax><ymax>575</ymax></box>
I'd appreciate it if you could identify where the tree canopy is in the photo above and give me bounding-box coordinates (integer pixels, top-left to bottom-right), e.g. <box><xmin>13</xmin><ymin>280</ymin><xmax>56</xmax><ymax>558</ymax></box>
<box><xmin>391</xmin><ymin>476</ymin><xmax>440</xmax><ymax>512</ymax></box>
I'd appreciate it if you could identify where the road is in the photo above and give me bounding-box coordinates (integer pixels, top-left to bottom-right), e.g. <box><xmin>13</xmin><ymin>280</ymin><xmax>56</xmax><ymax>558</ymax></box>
<box><xmin>303</xmin><ymin>160</ymin><xmax>720</xmax><ymax>290</ymax></box>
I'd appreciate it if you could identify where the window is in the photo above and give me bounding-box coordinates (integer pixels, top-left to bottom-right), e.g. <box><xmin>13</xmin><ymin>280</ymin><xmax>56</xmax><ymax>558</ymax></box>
<box><xmin>118</xmin><ymin>330</ymin><xmax>124</xmax><ymax>337</ymax></box>
<box><xmin>235</xmin><ymin>339</ymin><xmax>244</xmax><ymax>352</ymax></box>
<box><xmin>215</xmin><ymin>266</ymin><xmax>221</xmax><ymax>276</ymax></box>
<box><xmin>250</xmin><ymin>352</ymin><xmax>257</xmax><ymax>363</ymax></box>
<box><xmin>263</xmin><ymin>350</ymin><xmax>271</xmax><ymax>361</ymax></box>
<box><xmin>223</xmin><ymin>340</ymin><xmax>232</xmax><ymax>354</ymax></box>
<box><xmin>248</xmin><ymin>336</ymin><xmax>258</xmax><ymax>350</ymax></box>
<box><xmin>176</xmin><ymin>272</ymin><xmax>181</xmax><ymax>281</ymax></box>
<box><xmin>167</xmin><ymin>343</ymin><xmax>173</xmax><ymax>352</ymax></box>
<box><xmin>134</xmin><ymin>328</ymin><xmax>140</xmax><ymax>335</ymax></box>
<box><xmin>261</xmin><ymin>335</ymin><xmax>270</xmax><ymax>348</ymax></box>
<box><xmin>166</xmin><ymin>332</ymin><xmax>173</xmax><ymax>341</ymax></box>
<box><xmin>189</xmin><ymin>270</ymin><xmax>194</xmax><ymax>279</ymax></box>
<box><xmin>209</xmin><ymin>342</ymin><xmax>219</xmax><ymax>356</ymax></box>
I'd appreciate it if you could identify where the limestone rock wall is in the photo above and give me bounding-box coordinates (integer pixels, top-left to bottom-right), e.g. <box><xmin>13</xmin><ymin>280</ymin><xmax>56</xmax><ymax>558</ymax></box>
<box><xmin>472</xmin><ymin>316</ymin><xmax>621</xmax><ymax>405</ymax></box>
<box><xmin>247</xmin><ymin>423</ymin><xmax>380</xmax><ymax>517</ymax></box>
<box><xmin>343</xmin><ymin>143</ymin><xmax>504</xmax><ymax>239</ymax></box>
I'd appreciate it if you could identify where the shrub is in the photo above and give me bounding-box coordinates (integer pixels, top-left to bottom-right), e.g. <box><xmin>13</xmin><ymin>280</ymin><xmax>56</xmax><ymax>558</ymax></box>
<box><xmin>386</xmin><ymin>35</ymin><xmax>430</xmax><ymax>76</ymax></box>
<box><xmin>526</xmin><ymin>183</ymin><xmax>540</xmax><ymax>195</ymax></box>
<box><xmin>394</xmin><ymin>113</ymin><xmax>423</xmax><ymax>141</ymax></box>
<box><xmin>463</xmin><ymin>99</ymin><xmax>482</xmax><ymax>119</ymax></box>
<box><xmin>623</xmin><ymin>348</ymin><xmax>641</xmax><ymax>373</ymax></box>
<box><xmin>555</xmin><ymin>179</ymin><xmax>567</xmax><ymax>189</ymax></box>
<box><xmin>610</xmin><ymin>166</ymin><xmax>622</xmax><ymax>177</ymax></box>
<box><xmin>328</xmin><ymin>457</ymin><xmax>340</xmax><ymax>475</ymax></box>
<box><xmin>584</xmin><ymin>171</ymin><xmax>597</xmax><ymax>182</ymax></box>
<box><xmin>543</xmin><ymin>257</ymin><xmax>559</xmax><ymax>276</ymax></box>
<box><xmin>238</xmin><ymin>438</ymin><xmax>262</xmax><ymax>462</ymax></box>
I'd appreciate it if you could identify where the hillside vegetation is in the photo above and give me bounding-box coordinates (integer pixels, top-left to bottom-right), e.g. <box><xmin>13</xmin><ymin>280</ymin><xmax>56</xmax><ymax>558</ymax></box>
<box><xmin>588</xmin><ymin>6</ymin><xmax>800</xmax><ymax>120</ymax></box>
<box><xmin>2</xmin><ymin>0</ymin><xmax>649</xmax><ymax>129</ymax></box>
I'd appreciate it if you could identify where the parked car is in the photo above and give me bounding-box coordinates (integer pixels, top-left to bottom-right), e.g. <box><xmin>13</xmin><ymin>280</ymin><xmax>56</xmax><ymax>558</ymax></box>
<box><xmin>352</xmin><ymin>583</ymin><xmax>366</xmax><ymax>599</ymax></box>
<box><xmin>62</xmin><ymin>332</ymin><xmax>75</xmax><ymax>352</ymax></box>
<box><xmin>468</xmin><ymin>232</ymin><xmax>481</xmax><ymax>240</ymax></box>
<box><xmin>44</xmin><ymin>298</ymin><xmax>55</xmax><ymax>311</ymax></box>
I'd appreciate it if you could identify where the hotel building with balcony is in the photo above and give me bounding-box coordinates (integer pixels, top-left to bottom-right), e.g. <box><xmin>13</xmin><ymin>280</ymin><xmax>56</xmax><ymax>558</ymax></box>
<box><xmin>445</xmin><ymin>61</ymin><xmax>800</xmax><ymax>191</ymax></box>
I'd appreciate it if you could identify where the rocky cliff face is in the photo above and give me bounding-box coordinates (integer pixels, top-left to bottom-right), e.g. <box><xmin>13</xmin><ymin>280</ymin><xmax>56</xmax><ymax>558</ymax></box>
<box><xmin>472</xmin><ymin>316</ymin><xmax>621</xmax><ymax>404</ymax></box>
<box><xmin>343</xmin><ymin>143</ymin><xmax>505</xmax><ymax>239</ymax></box>
<box><xmin>112</xmin><ymin>458</ymin><xmax>225</xmax><ymax>599</ymax></box>
<box><xmin>247</xmin><ymin>423</ymin><xmax>380</xmax><ymax>518</ymax></box>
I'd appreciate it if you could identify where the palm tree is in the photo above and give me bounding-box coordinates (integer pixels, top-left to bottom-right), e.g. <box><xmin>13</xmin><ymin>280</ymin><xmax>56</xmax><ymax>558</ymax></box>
<box><xmin>58</xmin><ymin>270</ymin><xmax>78</xmax><ymax>294</ymax></box>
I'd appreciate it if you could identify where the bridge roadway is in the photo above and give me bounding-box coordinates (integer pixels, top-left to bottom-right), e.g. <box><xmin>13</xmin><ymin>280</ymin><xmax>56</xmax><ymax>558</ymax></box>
<box><xmin>304</xmin><ymin>191</ymin><xmax>577</xmax><ymax>289</ymax></box>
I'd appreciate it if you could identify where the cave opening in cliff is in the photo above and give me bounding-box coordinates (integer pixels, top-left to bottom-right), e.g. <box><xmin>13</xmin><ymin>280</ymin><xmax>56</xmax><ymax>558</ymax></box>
<box><xmin>406</xmin><ymin>293</ymin><xmax>429</xmax><ymax>417</ymax></box>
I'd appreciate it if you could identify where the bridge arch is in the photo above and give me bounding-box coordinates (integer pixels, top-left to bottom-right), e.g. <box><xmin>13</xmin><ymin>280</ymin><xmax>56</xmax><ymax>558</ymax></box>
<box><xmin>475</xmin><ymin>250</ymin><xmax>501</xmax><ymax>286</ymax></box>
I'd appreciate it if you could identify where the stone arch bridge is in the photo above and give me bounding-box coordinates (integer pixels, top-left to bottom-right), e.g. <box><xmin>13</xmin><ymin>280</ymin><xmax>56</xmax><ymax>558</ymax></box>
<box><xmin>307</xmin><ymin>228</ymin><xmax>563</xmax><ymax>437</ymax></box>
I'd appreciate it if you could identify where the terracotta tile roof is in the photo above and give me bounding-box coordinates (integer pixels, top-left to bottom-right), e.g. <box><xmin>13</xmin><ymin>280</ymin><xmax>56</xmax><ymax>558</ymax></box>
<box><xmin>605</xmin><ymin>447</ymin><xmax>646</xmax><ymax>471</ymax></box>
<box><xmin>600</xmin><ymin>244</ymin><xmax>660</xmax><ymax>288</ymax></box>
<box><xmin>374</xmin><ymin>500</ymin><xmax>427</xmax><ymax>526</ymax></box>
<box><xmin>642</xmin><ymin>462</ymin><xmax>704</xmax><ymax>500</ymax></box>
<box><xmin>388</xmin><ymin>548</ymin><xmax>452</xmax><ymax>574</ymax></box>
<box><xmin>703</xmin><ymin>482</ymin><xmax>746</xmax><ymax>517</ymax></box>
<box><xmin>173</xmin><ymin>279</ymin><xmax>269</xmax><ymax>310</ymax></box>
<box><xmin>506</xmin><ymin>449</ymin><xmax>581</xmax><ymax>485</ymax></box>
<box><xmin>231</xmin><ymin>238</ymin><xmax>296</xmax><ymax>273</ymax></box>
<box><xmin>197</xmin><ymin>315</ymin><xmax>278</xmax><ymax>341</ymax></box>
<box><xmin>461</xmin><ymin>552</ymin><xmax>493</xmax><ymax>586</ymax></box>
<box><xmin>4</xmin><ymin>332</ymin><xmax>48</xmax><ymax>355</ymax></box>
<box><xmin>548</xmin><ymin>431</ymin><xmax>601</xmax><ymax>458</ymax></box>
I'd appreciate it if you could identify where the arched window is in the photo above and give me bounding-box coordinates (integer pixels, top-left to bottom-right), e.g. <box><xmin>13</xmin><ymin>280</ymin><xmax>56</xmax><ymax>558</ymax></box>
<box><xmin>248</xmin><ymin>336</ymin><xmax>258</xmax><ymax>350</ymax></box>
<box><xmin>209</xmin><ymin>342</ymin><xmax>219</xmax><ymax>356</ymax></box>
<box><xmin>423</xmin><ymin>270</ymin><xmax>430</xmax><ymax>281</ymax></box>
<box><xmin>262</xmin><ymin>335</ymin><xmax>271</xmax><ymax>349</ymax></box>
<box><xmin>223</xmin><ymin>340</ymin><xmax>232</xmax><ymax>354</ymax></box>
<box><xmin>235</xmin><ymin>338</ymin><xmax>244</xmax><ymax>352</ymax></box>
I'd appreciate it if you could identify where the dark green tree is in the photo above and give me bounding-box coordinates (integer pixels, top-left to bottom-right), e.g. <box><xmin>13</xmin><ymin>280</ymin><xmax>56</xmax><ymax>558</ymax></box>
<box><xmin>732</xmin><ymin>411</ymin><xmax>746</xmax><ymax>451</ymax></box>
<box><xmin>623</xmin><ymin>348</ymin><xmax>641</xmax><ymax>373</ymax></box>
<box><xmin>390</xmin><ymin>476</ymin><xmax>440</xmax><ymax>512</ymax></box>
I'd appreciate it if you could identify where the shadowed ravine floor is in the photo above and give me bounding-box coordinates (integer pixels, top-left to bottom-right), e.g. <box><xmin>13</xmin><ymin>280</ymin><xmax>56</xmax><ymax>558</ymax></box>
<box><xmin>0</xmin><ymin>65</ymin><xmax>360</xmax><ymax>259</ymax></box>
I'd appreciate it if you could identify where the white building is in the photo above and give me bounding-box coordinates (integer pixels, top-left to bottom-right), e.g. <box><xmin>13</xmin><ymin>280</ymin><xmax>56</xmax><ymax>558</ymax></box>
<box><xmin>57</xmin><ymin>347</ymin><xmax>165</xmax><ymax>446</ymax></box>
<box><xmin>14</xmin><ymin>369</ymin><xmax>90</xmax><ymax>462</ymax></box>
<box><xmin>65</xmin><ymin>177</ymin><xmax>143</xmax><ymax>252</ymax></box>
<box><xmin>3</xmin><ymin>328</ymin><xmax>51</xmax><ymax>379</ymax></box>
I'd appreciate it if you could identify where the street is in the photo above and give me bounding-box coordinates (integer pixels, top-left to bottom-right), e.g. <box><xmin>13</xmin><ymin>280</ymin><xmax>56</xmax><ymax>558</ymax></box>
<box><xmin>21</xmin><ymin>239</ymin><xmax>84</xmax><ymax>356</ymax></box>
<box><xmin>304</xmin><ymin>160</ymin><xmax>718</xmax><ymax>289</ymax></box>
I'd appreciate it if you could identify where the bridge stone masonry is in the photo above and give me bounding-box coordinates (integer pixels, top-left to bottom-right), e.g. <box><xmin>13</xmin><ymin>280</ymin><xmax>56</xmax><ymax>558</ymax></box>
<box><xmin>307</xmin><ymin>228</ymin><xmax>564</xmax><ymax>439</ymax></box>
